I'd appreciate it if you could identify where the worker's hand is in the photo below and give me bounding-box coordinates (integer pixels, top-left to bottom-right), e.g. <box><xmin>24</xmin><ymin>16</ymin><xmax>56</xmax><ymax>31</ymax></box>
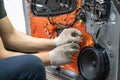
<box><xmin>49</xmin><ymin>43</ymin><xmax>80</xmax><ymax>66</ymax></box>
<box><xmin>54</xmin><ymin>28</ymin><xmax>82</xmax><ymax>46</ymax></box>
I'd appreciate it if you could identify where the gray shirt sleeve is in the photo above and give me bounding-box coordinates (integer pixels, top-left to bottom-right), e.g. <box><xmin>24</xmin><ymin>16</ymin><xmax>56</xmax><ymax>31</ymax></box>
<box><xmin>0</xmin><ymin>0</ymin><xmax>7</xmax><ymax>19</ymax></box>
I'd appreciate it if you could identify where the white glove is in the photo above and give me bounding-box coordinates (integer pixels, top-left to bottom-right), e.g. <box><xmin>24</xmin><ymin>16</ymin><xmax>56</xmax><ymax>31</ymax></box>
<box><xmin>54</xmin><ymin>28</ymin><xmax>82</xmax><ymax>46</ymax></box>
<box><xmin>49</xmin><ymin>43</ymin><xmax>80</xmax><ymax>66</ymax></box>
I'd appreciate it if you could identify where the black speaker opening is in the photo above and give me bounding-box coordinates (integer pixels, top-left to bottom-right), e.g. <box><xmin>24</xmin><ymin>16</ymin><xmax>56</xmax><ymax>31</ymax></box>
<box><xmin>31</xmin><ymin>0</ymin><xmax>77</xmax><ymax>17</ymax></box>
<box><xmin>78</xmin><ymin>45</ymin><xmax>110</xmax><ymax>80</ymax></box>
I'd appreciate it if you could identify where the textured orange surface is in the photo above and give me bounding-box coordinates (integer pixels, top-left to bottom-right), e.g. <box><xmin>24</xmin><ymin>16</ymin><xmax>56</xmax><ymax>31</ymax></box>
<box><xmin>29</xmin><ymin>0</ymin><xmax>82</xmax><ymax>38</ymax></box>
<box><xmin>29</xmin><ymin>0</ymin><xmax>94</xmax><ymax>73</ymax></box>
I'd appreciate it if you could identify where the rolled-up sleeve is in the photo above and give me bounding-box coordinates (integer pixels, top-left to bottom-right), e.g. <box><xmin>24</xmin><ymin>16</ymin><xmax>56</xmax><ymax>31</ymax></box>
<box><xmin>0</xmin><ymin>0</ymin><xmax>7</xmax><ymax>19</ymax></box>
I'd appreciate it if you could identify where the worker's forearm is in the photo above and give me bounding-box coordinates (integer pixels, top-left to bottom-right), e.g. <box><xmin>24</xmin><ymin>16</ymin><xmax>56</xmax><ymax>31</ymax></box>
<box><xmin>33</xmin><ymin>51</ymin><xmax>50</xmax><ymax>66</ymax></box>
<box><xmin>0</xmin><ymin>50</ymin><xmax>50</xmax><ymax>66</ymax></box>
<box><xmin>0</xmin><ymin>17</ymin><xmax>56</xmax><ymax>52</ymax></box>
<box><xmin>2</xmin><ymin>31</ymin><xmax>56</xmax><ymax>52</ymax></box>
<box><xmin>0</xmin><ymin>50</ymin><xmax>25</xmax><ymax>59</ymax></box>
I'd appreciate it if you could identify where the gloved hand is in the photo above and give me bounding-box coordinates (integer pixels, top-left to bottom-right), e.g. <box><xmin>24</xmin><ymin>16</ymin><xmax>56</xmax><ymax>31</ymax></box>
<box><xmin>54</xmin><ymin>28</ymin><xmax>82</xmax><ymax>46</ymax></box>
<box><xmin>49</xmin><ymin>43</ymin><xmax>80</xmax><ymax>66</ymax></box>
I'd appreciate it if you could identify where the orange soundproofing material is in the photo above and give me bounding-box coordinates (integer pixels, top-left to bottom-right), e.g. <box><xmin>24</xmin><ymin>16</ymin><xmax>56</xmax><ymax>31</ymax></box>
<box><xmin>29</xmin><ymin>0</ymin><xmax>94</xmax><ymax>73</ymax></box>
